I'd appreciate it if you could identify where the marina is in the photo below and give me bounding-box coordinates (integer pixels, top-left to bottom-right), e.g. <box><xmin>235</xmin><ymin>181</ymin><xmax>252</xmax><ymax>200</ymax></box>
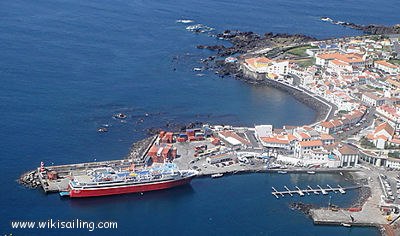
<box><xmin>271</xmin><ymin>184</ymin><xmax>358</xmax><ymax>199</ymax></box>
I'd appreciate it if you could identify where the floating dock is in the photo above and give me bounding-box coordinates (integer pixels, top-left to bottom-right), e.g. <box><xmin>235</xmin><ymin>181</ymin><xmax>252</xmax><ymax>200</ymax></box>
<box><xmin>271</xmin><ymin>185</ymin><xmax>359</xmax><ymax>199</ymax></box>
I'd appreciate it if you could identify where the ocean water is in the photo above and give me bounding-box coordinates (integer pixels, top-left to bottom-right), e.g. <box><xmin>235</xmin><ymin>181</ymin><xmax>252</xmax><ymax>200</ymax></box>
<box><xmin>1</xmin><ymin>0</ymin><xmax>398</xmax><ymax>235</ymax></box>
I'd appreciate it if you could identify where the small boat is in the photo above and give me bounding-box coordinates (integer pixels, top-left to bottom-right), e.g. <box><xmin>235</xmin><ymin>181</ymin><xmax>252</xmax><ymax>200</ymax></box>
<box><xmin>97</xmin><ymin>127</ymin><xmax>108</xmax><ymax>133</ymax></box>
<box><xmin>307</xmin><ymin>171</ymin><xmax>316</xmax><ymax>175</ymax></box>
<box><xmin>59</xmin><ymin>191</ymin><xmax>70</xmax><ymax>197</ymax></box>
<box><xmin>341</xmin><ymin>223</ymin><xmax>351</xmax><ymax>227</ymax></box>
<box><xmin>113</xmin><ymin>113</ymin><xmax>127</xmax><ymax>119</ymax></box>
<box><xmin>211</xmin><ymin>173</ymin><xmax>223</xmax><ymax>178</ymax></box>
<box><xmin>278</xmin><ymin>171</ymin><xmax>287</xmax><ymax>174</ymax></box>
<box><xmin>193</xmin><ymin>67</ymin><xmax>203</xmax><ymax>71</ymax></box>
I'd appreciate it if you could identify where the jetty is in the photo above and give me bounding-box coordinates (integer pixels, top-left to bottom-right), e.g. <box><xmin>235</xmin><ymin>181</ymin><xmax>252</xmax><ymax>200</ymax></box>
<box><xmin>23</xmin><ymin>135</ymin><xmax>157</xmax><ymax>193</ymax></box>
<box><xmin>271</xmin><ymin>184</ymin><xmax>358</xmax><ymax>199</ymax></box>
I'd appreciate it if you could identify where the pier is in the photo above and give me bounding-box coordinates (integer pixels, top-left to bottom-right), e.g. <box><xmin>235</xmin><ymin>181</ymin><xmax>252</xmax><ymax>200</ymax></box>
<box><xmin>271</xmin><ymin>184</ymin><xmax>357</xmax><ymax>199</ymax></box>
<box><xmin>32</xmin><ymin>136</ymin><xmax>157</xmax><ymax>193</ymax></box>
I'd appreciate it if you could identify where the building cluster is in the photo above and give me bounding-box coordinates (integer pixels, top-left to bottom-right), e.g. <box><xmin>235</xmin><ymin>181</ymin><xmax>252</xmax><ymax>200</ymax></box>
<box><xmin>240</xmin><ymin>35</ymin><xmax>400</xmax><ymax>169</ymax></box>
<box><xmin>254</xmin><ymin>124</ymin><xmax>358</xmax><ymax>168</ymax></box>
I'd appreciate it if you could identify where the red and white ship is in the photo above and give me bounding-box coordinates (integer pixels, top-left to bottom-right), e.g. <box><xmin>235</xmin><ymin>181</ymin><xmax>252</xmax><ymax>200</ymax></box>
<box><xmin>62</xmin><ymin>163</ymin><xmax>197</xmax><ymax>198</ymax></box>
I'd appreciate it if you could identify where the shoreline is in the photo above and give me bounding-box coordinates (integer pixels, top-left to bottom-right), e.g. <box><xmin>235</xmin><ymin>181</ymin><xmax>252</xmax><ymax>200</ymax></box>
<box><xmin>238</xmin><ymin>74</ymin><xmax>336</xmax><ymax>124</ymax></box>
<box><xmin>197</xmin><ymin>31</ymin><xmax>338</xmax><ymax>125</ymax></box>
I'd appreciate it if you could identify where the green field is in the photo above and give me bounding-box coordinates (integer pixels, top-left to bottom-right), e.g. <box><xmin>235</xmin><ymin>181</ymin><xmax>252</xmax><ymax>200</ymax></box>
<box><xmin>286</xmin><ymin>45</ymin><xmax>316</xmax><ymax>57</ymax></box>
<box><xmin>389</xmin><ymin>59</ymin><xmax>400</xmax><ymax>65</ymax></box>
<box><xmin>295</xmin><ymin>58</ymin><xmax>315</xmax><ymax>68</ymax></box>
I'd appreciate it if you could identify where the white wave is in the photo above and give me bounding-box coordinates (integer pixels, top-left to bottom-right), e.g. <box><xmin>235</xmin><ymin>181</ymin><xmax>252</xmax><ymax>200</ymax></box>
<box><xmin>186</xmin><ymin>24</ymin><xmax>214</xmax><ymax>33</ymax></box>
<box><xmin>176</xmin><ymin>19</ymin><xmax>194</xmax><ymax>24</ymax></box>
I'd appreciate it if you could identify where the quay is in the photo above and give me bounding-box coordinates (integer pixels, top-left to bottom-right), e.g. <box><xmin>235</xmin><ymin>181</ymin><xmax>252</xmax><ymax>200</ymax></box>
<box><xmin>309</xmin><ymin>170</ymin><xmax>398</xmax><ymax>233</ymax></box>
<box><xmin>34</xmin><ymin>135</ymin><xmax>157</xmax><ymax>193</ymax></box>
<box><xmin>271</xmin><ymin>184</ymin><xmax>356</xmax><ymax>199</ymax></box>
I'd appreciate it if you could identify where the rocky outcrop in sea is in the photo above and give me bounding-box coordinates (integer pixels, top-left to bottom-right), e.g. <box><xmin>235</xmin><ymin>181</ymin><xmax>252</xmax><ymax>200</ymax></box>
<box><xmin>321</xmin><ymin>17</ymin><xmax>400</xmax><ymax>35</ymax></box>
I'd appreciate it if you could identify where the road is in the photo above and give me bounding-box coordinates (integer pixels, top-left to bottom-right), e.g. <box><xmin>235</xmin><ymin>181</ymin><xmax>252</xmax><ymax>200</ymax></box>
<box><xmin>390</xmin><ymin>36</ymin><xmax>400</xmax><ymax>59</ymax></box>
<box><xmin>335</xmin><ymin>107</ymin><xmax>376</xmax><ymax>141</ymax></box>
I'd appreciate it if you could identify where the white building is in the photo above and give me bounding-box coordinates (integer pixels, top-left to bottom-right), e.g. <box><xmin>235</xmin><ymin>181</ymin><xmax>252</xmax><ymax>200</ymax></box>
<box><xmin>244</xmin><ymin>57</ymin><xmax>289</xmax><ymax>76</ymax></box>
<box><xmin>361</xmin><ymin>92</ymin><xmax>385</xmax><ymax>107</ymax></box>
<box><xmin>374</xmin><ymin>60</ymin><xmax>399</xmax><ymax>75</ymax></box>
<box><xmin>294</xmin><ymin>140</ymin><xmax>323</xmax><ymax>158</ymax></box>
<box><xmin>255</xmin><ymin>125</ymin><xmax>273</xmax><ymax>138</ymax></box>
<box><xmin>334</xmin><ymin>144</ymin><xmax>359</xmax><ymax>167</ymax></box>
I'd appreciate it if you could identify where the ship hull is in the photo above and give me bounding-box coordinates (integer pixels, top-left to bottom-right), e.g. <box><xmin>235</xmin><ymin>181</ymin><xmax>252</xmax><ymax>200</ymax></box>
<box><xmin>69</xmin><ymin>175</ymin><xmax>195</xmax><ymax>198</ymax></box>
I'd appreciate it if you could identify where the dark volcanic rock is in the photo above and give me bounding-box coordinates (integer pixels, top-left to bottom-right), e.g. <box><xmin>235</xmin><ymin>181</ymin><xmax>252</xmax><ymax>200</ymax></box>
<box><xmin>326</xmin><ymin>19</ymin><xmax>400</xmax><ymax>35</ymax></box>
<box><xmin>289</xmin><ymin>202</ymin><xmax>314</xmax><ymax>215</ymax></box>
<box><xmin>145</xmin><ymin>121</ymin><xmax>204</xmax><ymax>135</ymax></box>
<box><xmin>198</xmin><ymin>30</ymin><xmax>316</xmax><ymax>58</ymax></box>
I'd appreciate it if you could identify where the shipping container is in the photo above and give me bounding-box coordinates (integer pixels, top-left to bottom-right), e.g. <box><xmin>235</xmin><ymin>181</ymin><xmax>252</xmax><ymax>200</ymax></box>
<box><xmin>148</xmin><ymin>145</ymin><xmax>159</xmax><ymax>157</ymax></box>
<box><xmin>159</xmin><ymin>131</ymin><xmax>166</xmax><ymax>139</ymax></box>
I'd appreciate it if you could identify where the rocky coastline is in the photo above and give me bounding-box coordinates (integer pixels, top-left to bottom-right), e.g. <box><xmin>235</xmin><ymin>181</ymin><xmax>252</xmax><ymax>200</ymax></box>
<box><xmin>321</xmin><ymin>17</ymin><xmax>400</xmax><ymax>35</ymax></box>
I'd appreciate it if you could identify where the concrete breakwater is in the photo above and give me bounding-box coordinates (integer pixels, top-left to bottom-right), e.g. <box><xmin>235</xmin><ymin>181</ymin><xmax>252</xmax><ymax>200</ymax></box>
<box><xmin>19</xmin><ymin>170</ymin><xmax>40</xmax><ymax>189</ymax></box>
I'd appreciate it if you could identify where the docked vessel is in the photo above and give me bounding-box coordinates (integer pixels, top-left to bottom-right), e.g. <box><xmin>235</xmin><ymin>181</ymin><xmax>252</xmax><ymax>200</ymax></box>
<box><xmin>211</xmin><ymin>173</ymin><xmax>223</xmax><ymax>178</ymax></box>
<box><xmin>62</xmin><ymin>163</ymin><xmax>197</xmax><ymax>198</ymax></box>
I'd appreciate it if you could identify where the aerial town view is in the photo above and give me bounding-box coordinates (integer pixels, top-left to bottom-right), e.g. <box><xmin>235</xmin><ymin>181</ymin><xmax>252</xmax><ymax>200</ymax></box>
<box><xmin>2</xmin><ymin>0</ymin><xmax>400</xmax><ymax>236</ymax></box>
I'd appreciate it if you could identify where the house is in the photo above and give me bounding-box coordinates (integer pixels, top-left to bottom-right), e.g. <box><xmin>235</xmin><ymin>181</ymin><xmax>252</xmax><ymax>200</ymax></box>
<box><xmin>316</xmin><ymin>121</ymin><xmax>335</xmax><ymax>134</ymax></box>
<box><xmin>367</xmin><ymin>122</ymin><xmax>395</xmax><ymax>149</ymax></box>
<box><xmin>294</xmin><ymin>140</ymin><xmax>323</xmax><ymax>158</ymax></box>
<box><xmin>320</xmin><ymin>133</ymin><xmax>335</xmax><ymax>145</ymax></box>
<box><xmin>374</xmin><ymin>122</ymin><xmax>395</xmax><ymax>140</ymax></box>
<box><xmin>374</xmin><ymin>60</ymin><xmax>399</xmax><ymax>75</ymax></box>
<box><xmin>334</xmin><ymin>144</ymin><xmax>359</xmax><ymax>167</ymax></box>
<box><xmin>244</xmin><ymin>57</ymin><xmax>289</xmax><ymax>75</ymax></box>
<box><xmin>260</xmin><ymin>136</ymin><xmax>291</xmax><ymax>149</ymax></box>
<box><xmin>361</xmin><ymin>92</ymin><xmax>385</xmax><ymax>107</ymax></box>
<box><xmin>315</xmin><ymin>52</ymin><xmax>365</xmax><ymax>68</ymax></box>
<box><xmin>302</xmin><ymin>149</ymin><xmax>341</xmax><ymax>168</ymax></box>
<box><xmin>376</xmin><ymin>105</ymin><xmax>400</xmax><ymax>133</ymax></box>
<box><xmin>294</xmin><ymin>131</ymin><xmax>311</xmax><ymax>141</ymax></box>
<box><xmin>244</xmin><ymin>57</ymin><xmax>272</xmax><ymax>73</ymax></box>
<box><xmin>317</xmin><ymin>119</ymin><xmax>345</xmax><ymax>134</ymax></box>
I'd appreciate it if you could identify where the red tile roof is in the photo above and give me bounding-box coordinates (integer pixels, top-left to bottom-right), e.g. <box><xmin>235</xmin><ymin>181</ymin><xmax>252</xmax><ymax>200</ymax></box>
<box><xmin>299</xmin><ymin>140</ymin><xmax>323</xmax><ymax>147</ymax></box>
<box><xmin>374</xmin><ymin>122</ymin><xmax>395</xmax><ymax>137</ymax></box>
<box><xmin>337</xmin><ymin>144</ymin><xmax>358</xmax><ymax>155</ymax></box>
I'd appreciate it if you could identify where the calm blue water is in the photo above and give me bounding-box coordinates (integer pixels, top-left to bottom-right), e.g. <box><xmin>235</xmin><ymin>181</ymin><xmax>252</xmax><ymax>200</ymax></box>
<box><xmin>1</xmin><ymin>0</ymin><xmax>398</xmax><ymax>235</ymax></box>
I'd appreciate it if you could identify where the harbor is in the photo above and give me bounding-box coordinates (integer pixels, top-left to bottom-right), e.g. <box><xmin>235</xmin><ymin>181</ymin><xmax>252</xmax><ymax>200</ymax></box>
<box><xmin>21</xmin><ymin>125</ymin><xmax>363</xmax><ymax>194</ymax></box>
<box><xmin>271</xmin><ymin>184</ymin><xmax>357</xmax><ymax>198</ymax></box>
<box><xmin>18</xmin><ymin>115</ymin><xmax>400</xmax><ymax>234</ymax></box>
